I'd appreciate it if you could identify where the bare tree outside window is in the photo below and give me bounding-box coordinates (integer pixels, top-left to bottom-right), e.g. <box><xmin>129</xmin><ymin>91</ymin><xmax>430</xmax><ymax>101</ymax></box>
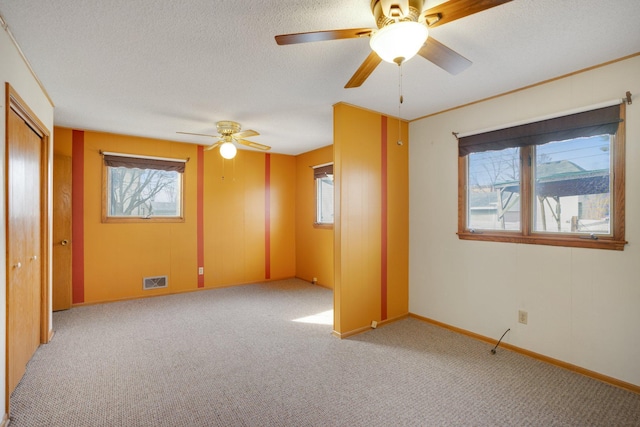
<box><xmin>467</xmin><ymin>147</ymin><xmax>521</xmax><ymax>231</ymax></box>
<box><xmin>458</xmin><ymin>103</ymin><xmax>625</xmax><ymax>250</ymax></box>
<box><xmin>107</xmin><ymin>167</ymin><xmax>181</xmax><ymax>218</ymax></box>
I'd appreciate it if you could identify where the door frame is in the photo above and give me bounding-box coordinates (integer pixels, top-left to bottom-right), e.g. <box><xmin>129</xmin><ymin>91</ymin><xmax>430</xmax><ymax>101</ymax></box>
<box><xmin>5</xmin><ymin>83</ymin><xmax>51</xmax><ymax>408</ymax></box>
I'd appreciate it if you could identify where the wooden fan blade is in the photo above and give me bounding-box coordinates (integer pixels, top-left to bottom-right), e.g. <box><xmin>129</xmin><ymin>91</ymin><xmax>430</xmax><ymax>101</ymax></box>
<box><xmin>345</xmin><ymin>51</ymin><xmax>382</xmax><ymax>89</ymax></box>
<box><xmin>418</xmin><ymin>37</ymin><xmax>472</xmax><ymax>75</ymax></box>
<box><xmin>275</xmin><ymin>28</ymin><xmax>374</xmax><ymax>45</ymax></box>
<box><xmin>203</xmin><ymin>141</ymin><xmax>222</xmax><ymax>151</ymax></box>
<box><xmin>237</xmin><ymin>139</ymin><xmax>271</xmax><ymax>151</ymax></box>
<box><xmin>232</xmin><ymin>129</ymin><xmax>259</xmax><ymax>139</ymax></box>
<box><xmin>177</xmin><ymin>131</ymin><xmax>218</xmax><ymax>138</ymax></box>
<box><xmin>423</xmin><ymin>0</ymin><xmax>512</xmax><ymax>29</ymax></box>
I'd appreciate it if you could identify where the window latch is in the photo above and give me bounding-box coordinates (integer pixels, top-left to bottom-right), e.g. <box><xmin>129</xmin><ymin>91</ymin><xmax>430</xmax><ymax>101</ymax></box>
<box><xmin>580</xmin><ymin>233</ymin><xmax>599</xmax><ymax>240</ymax></box>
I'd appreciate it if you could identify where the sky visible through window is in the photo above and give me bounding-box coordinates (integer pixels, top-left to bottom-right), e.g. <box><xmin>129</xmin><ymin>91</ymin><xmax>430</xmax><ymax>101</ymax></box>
<box><xmin>537</xmin><ymin>135</ymin><xmax>610</xmax><ymax>170</ymax></box>
<box><xmin>469</xmin><ymin>135</ymin><xmax>610</xmax><ymax>187</ymax></box>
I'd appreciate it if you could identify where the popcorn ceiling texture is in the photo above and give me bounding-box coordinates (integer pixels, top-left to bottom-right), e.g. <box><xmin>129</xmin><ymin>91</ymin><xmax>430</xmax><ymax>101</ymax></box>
<box><xmin>0</xmin><ymin>0</ymin><xmax>638</xmax><ymax>154</ymax></box>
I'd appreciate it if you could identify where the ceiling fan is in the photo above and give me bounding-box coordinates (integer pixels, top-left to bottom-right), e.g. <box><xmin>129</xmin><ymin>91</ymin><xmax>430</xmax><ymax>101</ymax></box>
<box><xmin>275</xmin><ymin>0</ymin><xmax>512</xmax><ymax>88</ymax></box>
<box><xmin>178</xmin><ymin>120</ymin><xmax>271</xmax><ymax>159</ymax></box>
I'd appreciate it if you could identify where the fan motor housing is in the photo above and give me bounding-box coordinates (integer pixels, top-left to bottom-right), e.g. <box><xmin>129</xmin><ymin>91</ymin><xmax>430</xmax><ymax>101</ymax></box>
<box><xmin>371</xmin><ymin>0</ymin><xmax>424</xmax><ymax>28</ymax></box>
<box><xmin>216</xmin><ymin>120</ymin><xmax>241</xmax><ymax>136</ymax></box>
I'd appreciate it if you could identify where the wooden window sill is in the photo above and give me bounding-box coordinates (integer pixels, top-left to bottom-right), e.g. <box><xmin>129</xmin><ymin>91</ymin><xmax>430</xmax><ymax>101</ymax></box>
<box><xmin>313</xmin><ymin>223</ymin><xmax>334</xmax><ymax>230</ymax></box>
<box><xmin>457</xmin><ymin>231</ymin><xmax>627</xmax><ymax>251</ymax></box>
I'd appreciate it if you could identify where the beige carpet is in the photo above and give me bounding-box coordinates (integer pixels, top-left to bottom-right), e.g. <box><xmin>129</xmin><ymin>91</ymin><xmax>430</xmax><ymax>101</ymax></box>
<box><xmin>9</xmin><ymin>278</ymin><xmax>640</xmax><ymax>426</ymax></box>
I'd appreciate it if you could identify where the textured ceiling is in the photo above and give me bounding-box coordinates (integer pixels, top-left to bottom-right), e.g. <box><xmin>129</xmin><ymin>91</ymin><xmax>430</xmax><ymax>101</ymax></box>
<box><xmin>1</xmin><ymin>0</ymin><xmax>639</xmax><ymax>155</ymax></box>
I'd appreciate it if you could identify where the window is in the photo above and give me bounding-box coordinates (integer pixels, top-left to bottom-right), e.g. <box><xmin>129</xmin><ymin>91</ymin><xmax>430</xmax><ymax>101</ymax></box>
<box><xmin>467</xmin><ymin>147</ymin><xmax>521</xmax><ymax>231</ymax></box>
<box><xmin>314</xmin><ymin>163</ymin><xmax>334</xmax><ymax>226</ymax></box>
<box><xmin>102</xmin><ymin>153</ymin><xmax>185</xmax><ymax>223</ymax></box>
<box><xmin>458</xmin><ymin>103</ymin><xmax>626</xmax><ymax>250</ymax></box>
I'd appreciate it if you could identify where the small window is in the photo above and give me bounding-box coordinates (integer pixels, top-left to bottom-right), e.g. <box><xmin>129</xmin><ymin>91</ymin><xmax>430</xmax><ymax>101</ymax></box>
<box><xmin>458</xmin><ymin>103</ymin><xmax>626</xmax><ymax>250</ymax></box>
<box><xmin>102</xmin><ymin>153</ymin><xmax>185</xmax><ymax>223</ymax></box>
<box><xmin>314</xmin><ymin>164</ymin><xmax>334</xmax><ymax>226</ymax></box>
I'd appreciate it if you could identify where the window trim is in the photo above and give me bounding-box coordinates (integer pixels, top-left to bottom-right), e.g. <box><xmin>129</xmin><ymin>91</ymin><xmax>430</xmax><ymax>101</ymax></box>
<box><xmin>457</xmin><ymin>103</ymin><xmax>626</xmax><ymax>250</ymax></box>
<box><xmin>101</xmin><ymin>153</ymin><xmax>186</xmax><ymax>224</ymax></box>
<box><xmin>313</xmin><ymin>163</ymin><xmax>334</xmax><ymax>228</ymax></box>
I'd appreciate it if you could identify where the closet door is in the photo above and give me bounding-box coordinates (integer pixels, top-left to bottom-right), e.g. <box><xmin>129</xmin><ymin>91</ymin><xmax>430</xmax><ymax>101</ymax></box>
<box><xmin>7</xmin><ymin>106</ymin><xmax>42</xmax><ymax>395</ymax></box>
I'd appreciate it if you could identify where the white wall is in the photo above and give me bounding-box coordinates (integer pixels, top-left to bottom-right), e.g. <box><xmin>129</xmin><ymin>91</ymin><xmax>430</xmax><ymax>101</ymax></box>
<box><xmin>409</xmin><ymin>55</ymin><xmax>640</xmax><ymax>387</ymax></box>
<box><xmin>0</xmin><ymin>18</ymin><xmax>54</xmax><ymax>416</ymax></box>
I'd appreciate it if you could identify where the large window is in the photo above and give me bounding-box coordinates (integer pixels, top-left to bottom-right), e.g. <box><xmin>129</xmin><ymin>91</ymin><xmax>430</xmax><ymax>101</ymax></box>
<box><xmin>102</xmin><ymin>153</ymin><xmax>185</xmax><ymax>223</ymax></box>
<box><xmin>314</xmin><ymin>163</ymin><xmax>334</xmax><ymax>226</ymax></box>
<box><xmin>458</xmin><ymin>103</ymin><xmax>626</xmax><ymax>250</ymax></box>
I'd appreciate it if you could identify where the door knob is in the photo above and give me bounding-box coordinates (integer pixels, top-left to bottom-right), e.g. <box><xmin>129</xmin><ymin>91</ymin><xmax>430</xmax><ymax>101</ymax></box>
<box><xmin>31</xmin><ymin>255</ymin><xmax>38</xmax><ymax>261</ymax></box>
<box><xmin>13</xmin><ymin>262</ymin><xmax>21</xmax><ymax>269</ymax></box>
<box><xmin>61</xmin><ymin>239</ymin><xmax>69</xmax><ymax>246</ymax></box>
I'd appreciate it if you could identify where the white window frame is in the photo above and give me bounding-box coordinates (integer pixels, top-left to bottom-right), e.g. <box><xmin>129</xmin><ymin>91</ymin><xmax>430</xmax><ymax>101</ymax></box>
<box><xmin>313</xmin><ymin>163</ymin><xmax>334</xmax><ymax>227</ymax></box>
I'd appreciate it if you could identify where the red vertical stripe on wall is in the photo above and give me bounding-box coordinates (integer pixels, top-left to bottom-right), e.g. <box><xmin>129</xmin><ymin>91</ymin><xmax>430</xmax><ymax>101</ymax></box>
<box><xmin>71</xmin><ymin>130</ymin><xmax>85</xmax><ymax>304</ymax></box>
<box><xmin>265</xmin><ymin>153</ymin><xmax>271</xmax><ymax>279</ymax></box>
<box><xmin>381</xmin><ymin>116</ymin><xmax>388</xmax><ymax>321</ymax></box>
<box><xmin>197</xmin><ymin>146</ymin><xmax>205</xmax><ymax>288</ymax></box>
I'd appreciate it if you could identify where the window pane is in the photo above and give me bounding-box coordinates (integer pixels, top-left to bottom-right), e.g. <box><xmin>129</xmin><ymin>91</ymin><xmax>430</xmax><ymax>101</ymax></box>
<box><xmin>467</xmin><ymin>148</ymin><xmax>521</xmax><ymax>231</ymax></box>
<box><xmin>316</xmin><ymin>175</ymin><xmax>334</xmax><ymax>224</ymax></box>
<box><xmin>108</xmin><ymin>167</ymin><xmax>181</xmax><ymax>217</ymax></box>
<box><xmin>533</xmin><ymin>135</ymin><xmax>611</xmax><ymax>234</ymax></box>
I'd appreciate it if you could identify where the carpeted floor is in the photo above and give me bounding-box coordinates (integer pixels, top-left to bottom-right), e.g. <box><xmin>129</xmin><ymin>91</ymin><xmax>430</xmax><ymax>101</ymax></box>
<box><xmin>9</xmin><ymin>278</ymin><xmax>640</xmax><ymax>426</ymax></box>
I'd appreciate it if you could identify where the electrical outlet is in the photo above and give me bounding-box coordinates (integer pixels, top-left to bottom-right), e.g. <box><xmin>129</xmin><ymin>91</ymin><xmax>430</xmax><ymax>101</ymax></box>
<box><xmin>198</xmin><ymin>267</ymin><xmax>204</xmax><ymax>275</ymax></box>
<box><xmin>371</xmin><ymin>320</ymin><xmax>378</xmax><ymax>329</ymax></box>
<box><xmin>518</xmin><ymin>310</ymin><xmax>528</xmax><ymax>325</ymax></box>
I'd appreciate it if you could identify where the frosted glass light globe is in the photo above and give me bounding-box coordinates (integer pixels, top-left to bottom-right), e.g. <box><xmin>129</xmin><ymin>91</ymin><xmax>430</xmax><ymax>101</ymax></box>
<box><xmin>370</xmin><ymin>21</ymin><xmax>428</xmax><ymax>64</ymax></box>
<box><xmin>220</xmin><ymin>142</ymin><xmax>237</xmax><ymax>159</ymax></box>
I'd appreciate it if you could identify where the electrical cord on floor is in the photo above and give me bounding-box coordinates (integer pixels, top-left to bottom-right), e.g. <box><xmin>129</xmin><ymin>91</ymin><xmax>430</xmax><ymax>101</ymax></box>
<box><xmin>491</xmin><ymin>328</ymin><xmax>511</xmax><ymax>354</ymax></box>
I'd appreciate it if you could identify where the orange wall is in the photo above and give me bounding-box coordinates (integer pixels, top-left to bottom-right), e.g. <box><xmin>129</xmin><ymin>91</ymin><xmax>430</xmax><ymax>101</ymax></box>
<box><xmin>269</xmin><ymin>154</ymin><xmax>297</xmax><ymax>279</ymax></box>
<box><xmin>333</xmin><ymin>103</ymin><xmax>409</xmax><ymax>336</ymax></box>
<box><xmin>295</xmin><ymin>145</ymin><xmax>334</xmax><ymax>289</ymax></box>
<box><xmin>56</xmin><ymin>112</ymin><xmax>407</xmax><ymax>327</ymax></box>
<box><xmin>203</xmin><ymin>149</ymin><xmax>265</xmax><ymax>285</ymax></box>
<box><xmin>56</xmin><ymin>127</ymin><xmax>296</xmax><ymax>304</ymax></box>
<box><xmin>54</xmin><ymin>127</ymin><xmax>72</xmax><ymax>156</ymax></box>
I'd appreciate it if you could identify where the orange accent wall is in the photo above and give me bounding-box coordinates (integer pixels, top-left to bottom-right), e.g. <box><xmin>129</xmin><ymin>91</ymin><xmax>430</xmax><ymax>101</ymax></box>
<box><xmin>82</xmin><ymin>131</ymin><xmax>198</xmax><ymax>303</ymax></box>
<box><xmin>269</xmin><ymin>154</ymin><xmax>297</xmax><ymax>280</ymax></box>
<box><xmin>204</xmin><ymin>149</ymin><xmax>266</xmax><ymax>286</ymax></box>
<box><xmin>385</xmin><ymin>113</ymin><xmax>409</xmax><ymax>319</ymax></box>
<box><xmin>295</xmin><ymin>145</ymin><xmax>334</xmax><ymax>289</ymax></box>
<box><xmin>56</xmin><ymin>113</ymin><xmax>406</xmax><ymax>321</ymax></box>
<box><xmin>333</xmin><ymin>103</ymin><xmax>409</xmax><ymax>335</ymax></box>
<box><xmin>55</xmin><ymin>127</ymin><xmax>296</xmax><ymax>304</ymax></box>
<box><xmin>53</xmin><ymin>127</ymin><xmax>72</xmax><ymax>156</ymax></box>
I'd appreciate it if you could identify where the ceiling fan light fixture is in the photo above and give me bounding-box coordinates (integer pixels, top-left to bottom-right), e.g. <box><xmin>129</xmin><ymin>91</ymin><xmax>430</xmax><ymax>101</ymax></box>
<box><xmin>370</xmin><ymin>21</ymin><xmax>428</xmax><ymax>64</ymax></box>
<box><xmin>219</xmin><ymin>141</ymin><xmax>237</xmax><ymax>159</ymax></box>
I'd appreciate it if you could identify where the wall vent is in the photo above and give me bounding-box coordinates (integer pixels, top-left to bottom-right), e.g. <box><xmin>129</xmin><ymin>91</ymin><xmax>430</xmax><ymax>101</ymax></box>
<box><xmin>143</xmin><ymin>275</ymin><xmax>168</xmax><ymax>290</ymax></box>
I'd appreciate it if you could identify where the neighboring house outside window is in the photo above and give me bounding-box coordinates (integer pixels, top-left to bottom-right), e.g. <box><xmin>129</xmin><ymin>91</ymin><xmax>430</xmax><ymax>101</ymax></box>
<box><xmin>458</xmin><ymin>102</ymin><xmax>626</xmax><ymax>250</ymax></box>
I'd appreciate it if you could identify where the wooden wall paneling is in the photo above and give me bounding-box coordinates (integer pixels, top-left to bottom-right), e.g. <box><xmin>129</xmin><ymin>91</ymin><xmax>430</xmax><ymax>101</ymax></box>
<box><xmin>52</xmin><ymin>153</ymin><xmax>72</xmax><ymax>310</ymax></box>
<box><xmin>5</xmin><ymin>84</ymin><xmax>50</xmax><ymax>402</ymax></box>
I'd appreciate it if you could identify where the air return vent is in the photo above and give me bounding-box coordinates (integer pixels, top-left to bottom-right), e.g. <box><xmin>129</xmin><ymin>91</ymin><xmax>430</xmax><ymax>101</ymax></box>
<box><xmin>143</xmin><ymin>276</ymin><xmax>168</xmax><ymax>290</ymax></box>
